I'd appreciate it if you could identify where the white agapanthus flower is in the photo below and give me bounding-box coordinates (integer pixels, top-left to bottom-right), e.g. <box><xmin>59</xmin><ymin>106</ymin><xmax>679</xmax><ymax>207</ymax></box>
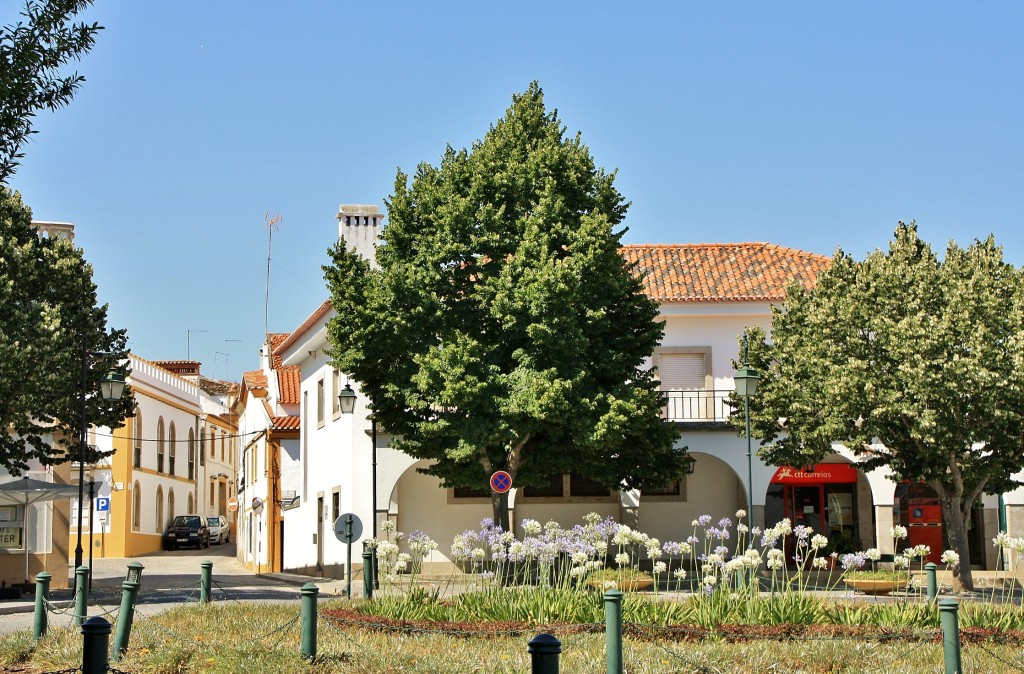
<box><xmin>810</xmin><ymin>534</ymin><xmax>829</xmax><ymax>550</ymax></box>
<box><xmin>736</xmin><ymin>509</ymin><xmax>747</xmax><ymax>519</ymax></box>
<box><xmin>940</xmin><ymin>550</ymin><xmax>960</xmax><ymax>566</ymax></box>
<box><xmin>894</xmin><ymin>555</ymin><xmax>910</xmax><ymax>569</ymax></box>
<box><xmin>865</xmin><ymin>548</ymin><xmax>881</xmax><ymax>561</ymax></box>
<box><xmin>673</xmin><ymin>568</ymin><xmax>687</xmax><ymax>580</ymax></box>
<box><xmin>890</xmin><ymin>525</ymin><xmax>908</xmax><ymax>540</ymax></box>
<box><xmin>653</xmin><ymin>561</ymin><xmax>667</xmax><ymax>574</ymax></box>
<box><xmin>614</xmin><ymin>552</ymin><xmax>630</xmax><ymax>566</ymax></box>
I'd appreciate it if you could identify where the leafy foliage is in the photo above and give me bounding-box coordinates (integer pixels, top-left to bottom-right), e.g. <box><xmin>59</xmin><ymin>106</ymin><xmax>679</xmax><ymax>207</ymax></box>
<box><xmin>740</xmin><ymin>223</ymin><xmax>1024</xmax><ymax>589</ymax></box>
<box><xmin>324</xmin><ymin>84</ymin><xmax>681</xmax><ymax>526</ymax></box>
<box><xmin>0</xmin><ymin>187</ymin><xmax>132</xmax><ymax>473</ymax></box>
<box><xmin>0</xmin><ymin>0</ymin><xmax>101</xmax><ymax>184</ymax></box>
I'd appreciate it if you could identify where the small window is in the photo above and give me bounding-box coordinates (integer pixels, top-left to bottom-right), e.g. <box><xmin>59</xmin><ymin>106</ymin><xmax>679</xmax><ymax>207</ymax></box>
<box><xmin>569</xmin><ymin>473</ymin><xmax>611</xmax><ymax>497</ymax></box>
<box><xmin>453</xmin><ymin>485</ymin><xmax>491</xmax><ymax>499</ymax></box>
<box><xmin>332</xmin><ymin>370</ymin><xmax>341</xmax><ymax>417</ymax></box>
<box><xmin>642</xmin><ymin>479</ymin><xmax>687</xmax><ymax>501</ymax></box>
<box><xmin>317</xmin><ymin>378</ymin><xmax>325</xmax><ymax>426</ymax></box>
<box><xmin>522</xmin><ymin>474</ymin><xmax>564</xmax><ymax>498</ymax></box>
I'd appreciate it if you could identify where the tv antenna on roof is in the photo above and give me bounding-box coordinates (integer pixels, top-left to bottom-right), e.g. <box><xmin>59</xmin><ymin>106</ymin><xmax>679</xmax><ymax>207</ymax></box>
<box><xmin>264</xmin><ymin>212</ymin><xmax>283</xmax><ymax>337</ymax></box>
<box><xmin>187</xmin><ymin>329</ymin><xmax>208</xmax><ymax>360</ymax></box>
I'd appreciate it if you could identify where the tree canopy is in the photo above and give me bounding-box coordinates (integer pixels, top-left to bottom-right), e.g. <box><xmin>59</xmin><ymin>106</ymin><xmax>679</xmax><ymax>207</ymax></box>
<box><xmin>325</xmin><ymin>83</ymin><xmax>682</xmax><ymax>529</ymax></box>
<box><xmin>743</xmin><ymin>223</ymin><xmax>1024</xmax><ymax>589</ymax></box>
<box><xmin>1</xmin><ymin>0</ymin><xmax>101</xmax><ymax>184</ymax></box>
<box><xmin>0</xmin><ymin>187</ymin><xmax>133</xmax><ymax>474</ymax></box>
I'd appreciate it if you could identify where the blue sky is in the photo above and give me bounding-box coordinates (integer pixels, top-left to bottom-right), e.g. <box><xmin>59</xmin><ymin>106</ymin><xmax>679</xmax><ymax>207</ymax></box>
<box><xmin>6</xmin><ymin>2</ymin><xmax>1024</xmax><ymax>381</ymax></box>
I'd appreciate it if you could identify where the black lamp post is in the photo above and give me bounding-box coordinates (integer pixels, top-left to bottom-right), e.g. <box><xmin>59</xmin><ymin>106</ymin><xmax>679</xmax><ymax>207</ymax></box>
<box><xmin>74</xmin><ymin>351</ymin><xmax>125</xmax><ymax>571</ymax></box>
<box><xmin>733</xmin><ymin>334</ymin><xmax>760</xmax><ymax>528</ymax></box>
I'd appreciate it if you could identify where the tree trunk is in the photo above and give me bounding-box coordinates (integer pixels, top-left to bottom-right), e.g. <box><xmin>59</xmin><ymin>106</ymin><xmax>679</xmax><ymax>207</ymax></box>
<box><xmin>490</xmin><ymin>490</ymin><xmax>510</xmax><ymax>533</ymax></box>
<box><xmin>939</xmin><ymin>496</ymin><xmax>974</xmax><ymax>592</ymax></box>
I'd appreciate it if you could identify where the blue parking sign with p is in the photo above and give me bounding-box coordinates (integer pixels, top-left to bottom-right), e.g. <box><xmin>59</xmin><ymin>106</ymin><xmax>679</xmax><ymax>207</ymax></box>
<box><xmin>95</xmin><ymin>497</ymin><xmax>110</xmax><ymax>512</ymax></box>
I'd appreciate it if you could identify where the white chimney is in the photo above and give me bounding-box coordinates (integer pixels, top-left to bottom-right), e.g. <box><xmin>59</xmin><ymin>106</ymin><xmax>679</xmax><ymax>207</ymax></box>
<box><xmin>336</xmin><ymin>204</ymin><xmax>383</xmax><ymax>265</ymax></box>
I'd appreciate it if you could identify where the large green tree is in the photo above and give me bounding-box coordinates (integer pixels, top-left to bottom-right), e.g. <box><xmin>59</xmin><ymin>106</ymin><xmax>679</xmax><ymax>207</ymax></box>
<box><xmin>1</xmin><ymin>0</ymin><xmax>101</xmax><ymax>184</ymax></box>
<box><xmin>325</xmin><ymin>84</ymin><xmax>682</xmax><ymax>531</ymax></box>
<box><xmin>0</xmin><ymin>187</ymin><xmax>133</xmax><ymax>474</ymax></box>
<box><xmin>743</xmin><ymin>223</ymin><xmax>1024</xmax><ymax>591</ymax></box>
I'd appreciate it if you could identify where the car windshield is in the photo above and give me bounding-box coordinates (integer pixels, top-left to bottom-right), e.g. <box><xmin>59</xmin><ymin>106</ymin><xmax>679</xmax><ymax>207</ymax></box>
<box><xmin>208</xmin><ymin>518</ymin><xmax>220</xmax><ymax>526</ymax></box>
<box><xmin>173</xmin><ymin>516</ymin><xmax>200</xmax><ymax>526</ymax></box>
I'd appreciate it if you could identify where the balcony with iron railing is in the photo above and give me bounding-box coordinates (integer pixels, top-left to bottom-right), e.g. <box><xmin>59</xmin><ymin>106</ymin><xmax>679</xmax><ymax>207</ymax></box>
<box><xmin>661</xmin><ymin>389</ymin><xmax>736</xmax><ymax>424</ymax></box>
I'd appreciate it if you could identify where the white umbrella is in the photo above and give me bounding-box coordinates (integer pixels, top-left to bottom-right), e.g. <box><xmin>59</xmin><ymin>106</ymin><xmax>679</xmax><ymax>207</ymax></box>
<box><xmin>0</xmin><ymin>477</ymin><xmax>80</xmax><ymax>584</ymax></box>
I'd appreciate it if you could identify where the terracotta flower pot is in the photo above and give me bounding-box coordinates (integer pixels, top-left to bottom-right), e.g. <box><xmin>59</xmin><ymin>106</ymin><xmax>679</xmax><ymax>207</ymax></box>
<box><xmin>842</xmin><ymin>576</ymin><xmax>909</xmax><ymax>596</ymax></box>
<box><xmin>587</xmin><ymin>576</ymin><xmax>654</xmax><ymax>591</ymax></box>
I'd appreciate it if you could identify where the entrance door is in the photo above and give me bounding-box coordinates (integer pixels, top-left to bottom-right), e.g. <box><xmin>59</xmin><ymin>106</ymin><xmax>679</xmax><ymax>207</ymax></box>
<box><xmin>316</xmin><ymin>496</ymin><xmax>325</xmax><ymax>574</ymax></box>
<box><xmin>788</xmin><ymin>485</ymin><xmax>826</xmax><ymax>532</ymax></box>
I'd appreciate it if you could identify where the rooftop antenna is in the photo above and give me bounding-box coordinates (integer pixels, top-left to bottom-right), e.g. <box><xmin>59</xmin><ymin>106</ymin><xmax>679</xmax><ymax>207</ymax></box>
<box><xmin>222</xmin><ymin>339</ymin><xmax>242</xmax><ymax>380</ymax></box>
<box><xmin>213</xmin><ymin>352</ymin><xmax>229</xmax><ymax>380</ymax></box>
<box><xmin>187</xmin><ymin>329</ymin><xmax>208</xmax><ymax>360</ymax></box>
<box><xmin>264</xmin><ymin>212</ymin><xmax>283</xmax><ymax>337</ymax></box>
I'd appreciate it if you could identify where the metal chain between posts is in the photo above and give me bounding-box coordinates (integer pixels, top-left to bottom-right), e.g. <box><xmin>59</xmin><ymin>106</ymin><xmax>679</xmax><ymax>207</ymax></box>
<box><xmin>970</xmin><ymin>640</ymin><xmax>1024</xmax><ymax>673</ymax></box>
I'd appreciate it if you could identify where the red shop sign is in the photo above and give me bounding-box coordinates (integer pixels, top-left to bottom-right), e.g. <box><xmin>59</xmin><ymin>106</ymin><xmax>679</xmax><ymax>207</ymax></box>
<box><xmin>771</xmin><ymin>463</ymin><xmax>859</xmax><ymax>485</ymax></box>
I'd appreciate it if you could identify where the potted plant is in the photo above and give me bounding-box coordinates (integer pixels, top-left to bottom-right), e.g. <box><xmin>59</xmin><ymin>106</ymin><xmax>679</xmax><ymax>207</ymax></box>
<box><xmin>840</xmin><ymin>549</ymin><xmax>909</xmax><ymax>595</ymax></box>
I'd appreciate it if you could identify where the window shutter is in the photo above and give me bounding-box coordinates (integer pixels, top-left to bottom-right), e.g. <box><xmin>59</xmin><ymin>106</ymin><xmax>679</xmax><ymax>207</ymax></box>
<box><xmin>658</xmin><ymin>353</ymin><xmax>706</xmax><ymax>390</ymax></box>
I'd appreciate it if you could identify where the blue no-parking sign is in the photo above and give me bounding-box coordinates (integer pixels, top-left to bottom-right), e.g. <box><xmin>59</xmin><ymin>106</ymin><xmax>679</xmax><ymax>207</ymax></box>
<box><xmin>95</xmin><ymin>497</ymin><xmax>110</xmax><ymax>512</ymax></box>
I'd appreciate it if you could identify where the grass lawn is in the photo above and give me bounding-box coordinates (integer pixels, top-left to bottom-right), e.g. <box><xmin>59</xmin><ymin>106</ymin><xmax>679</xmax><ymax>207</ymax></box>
<box><xmin>3</xmin><ymin>599</ymin><xmax>1024</xmax><ymax>673</ymax></box>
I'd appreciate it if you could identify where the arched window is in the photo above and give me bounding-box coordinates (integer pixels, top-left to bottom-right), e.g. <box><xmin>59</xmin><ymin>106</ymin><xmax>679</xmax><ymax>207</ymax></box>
<box><xmin>156</xmin><ymin>486</ymin><xmax>164</xmax><ymax>533</ymax></box>
<box><xmin>188</xmin><ymin>493</ymin><xmax>194</xmax><ymax>513</ymax></box>
<box><xmin>220</xmin><ymin>430</ymin><xmax>225</xmax><ymax>462</ymax></box>
<box><xmin>168</xmin><ymin>489</ymin><xmax>175</xmax><ymax>522</ymax></box>
<box><xmin>210</xmin><ymin>428</ymin><xmax>215</xmax><ymax>458</ymax></box>
<box><xmin>133</xmin><ymin>409</ymin><xmax>143</xmax><ymax>468</ymax></box>
<box><xmin>156</xmin><ymin>417</ymin><xmax>165</xmax><ymax>473</ymax></box>
<box><xmin>188</xmin><ymin>428</ymin><xmax>196</xmax><ymax>479</ymax></box>
<box><xmin>132</xmin><ymin>482</ymin><xmax>141</xmax><ymax>530</ymax></box>
<box><xmin>168</xmin><ymin>421</ymin><xmax>177</xmax><ymax>475</ymax></box>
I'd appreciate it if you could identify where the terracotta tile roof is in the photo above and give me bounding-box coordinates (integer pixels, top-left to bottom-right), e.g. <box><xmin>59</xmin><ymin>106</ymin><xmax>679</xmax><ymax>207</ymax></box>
<box><xmin>243</xmin><ymin>369</ymin><xmax>268</xmax><ymax>392</ymax></box>
<box><xmin>621</xmin><ymin>243</ymin><xmax>831</xmax><ymax>303</ymax></box>
<box><xmin>267</xmin><ymin>333</ymin><xmax>290</xmax><ymax>369</ymax></box>
<box><xmin>152</xmin><ymin>360</ymin><xmax>202</xmax><ymax>376</ymax></box>
<box><xmin>277</xmin><ymin>366</ymin><xmax>301</xmax><ymax>405</ymax></box>
<box><xmin>270</xmin><ymin>415</ymin><xmax>301</xmax><ymax>431</ymax></box>
<box><xmin>274</xmin><ymin>301</ymin><xmax>333</xmax><ymax>357</ymax></box>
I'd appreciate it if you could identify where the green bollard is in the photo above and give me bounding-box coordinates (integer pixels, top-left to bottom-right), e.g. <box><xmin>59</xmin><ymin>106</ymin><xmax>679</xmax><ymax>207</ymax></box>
<box><xmin>604</xmin><ymin>589</ymin><xmax>623</xmax><ymax>674</ymax></box>
<box><xmin>528</xmin><ymin>633</ymin><xmax>561</xmax><ymax>674</ymax></box>
<box><xmin>200</xmin><ymin>560</ymin><xmax>213</xmax><ymax>603</ymax></box>
<box><xmin>81</xmin><ymin>616</ymin><xmax>112</xmax><ymax>674</ymax></box>
<box><xmin>300</xmin><ymin>582</ymin><xmax>319</xmax><ymax>659</ymax></box>
<box><xmin>74</xmin><ymin>565</ymin><xmax>89</xmax><ymax>627</ymax></box>
<box><xmin>939</xmin><ymin>599</ymin><xmax>962</xmax><ymax>674</ymax></box>
<box><xmin>33</xmin><ymin>571</ymin><xmax>51</xmax><ymax>641</ymax></box>
<box><xmin>925</xmin><ymin>562</ymin><xmax>938</xmax><ymax>603</ymax></box>
<box><xmin>111</xmin><ymin>562</ymin><xmax>144</xmax><ymax>663</ymax></box>
<box><xmin>362</xmin><ymin>543</ymin><xmax>373</xmax><ymax>599</ymax></box>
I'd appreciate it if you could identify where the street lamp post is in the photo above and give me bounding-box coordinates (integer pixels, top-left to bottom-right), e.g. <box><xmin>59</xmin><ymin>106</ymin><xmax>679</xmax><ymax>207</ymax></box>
<box><xmin>74</xmin><ymin>346</ymin><xmax>125</xmax><ymax>572</ymax></box>
<box><xmin>337</xmin><ymin>383</ymin><xmax>376</xmax><ymax>539</ymax></box>
<box><xmin>733</xmin><ymin>334</ymin><xmax>760</xmax><ymax>531</ymax></box>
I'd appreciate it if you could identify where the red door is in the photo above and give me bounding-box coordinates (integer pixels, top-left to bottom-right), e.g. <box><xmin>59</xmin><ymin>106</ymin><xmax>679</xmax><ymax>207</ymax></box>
<box><xmin>907</xmin><ymin>504</ymin><xmax>944</xmax><ymax>564</ymax></box>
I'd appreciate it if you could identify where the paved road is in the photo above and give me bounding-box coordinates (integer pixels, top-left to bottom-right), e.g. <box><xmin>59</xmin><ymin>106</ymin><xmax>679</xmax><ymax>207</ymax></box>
<box><xmin>0</xmin><ymin>542</ymin><xmax>341</xmax><ymax>635</ymax></box>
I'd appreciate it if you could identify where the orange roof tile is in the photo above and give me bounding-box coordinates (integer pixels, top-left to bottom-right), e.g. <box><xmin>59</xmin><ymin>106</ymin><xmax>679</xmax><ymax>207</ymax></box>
<box><xmin>270</xmin><ymin>415</ymin><xmax>300</xmax><ymax>431</ymax></box>
<box><xmin>621</xmin><ymin>243</ymin><xmax>831</xmax><ymax>303</ymax></box>
<box><xmin>277</xmin><ymin>366</ymin><xmax>301</xmax><ymax>405</ymax></box>
<box><xmin>267</xmin><ymin>333</ymin><xmax>290</xmax><ymax>369</ymax></box>
<box><xmin>243</xmin><ymin>369</ymin><xmax>268</xmax><ymax>391</ymax></box>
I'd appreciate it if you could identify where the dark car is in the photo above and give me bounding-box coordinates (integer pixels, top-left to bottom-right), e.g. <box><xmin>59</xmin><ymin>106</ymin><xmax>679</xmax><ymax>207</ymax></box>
<box><xmin>163</xmin><ymin>514</ymin><xmax>210</xmax><ymax>550</ymax></box>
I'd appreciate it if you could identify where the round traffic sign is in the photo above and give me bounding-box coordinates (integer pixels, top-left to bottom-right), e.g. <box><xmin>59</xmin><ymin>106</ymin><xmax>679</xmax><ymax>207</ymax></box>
<box><xmin>490</xmin><ymin>470</ymin><xmax>512</xmax><ymax>494</ymax></box>
<box><xmin>227</xmin><ymin>497</ymin><xmax>238</xmax><ymax>512</ymax></box>
<box><xmin>334</xmin><ymin>513</ymin><xmax>364</xmax><ymax>543</ymax></box>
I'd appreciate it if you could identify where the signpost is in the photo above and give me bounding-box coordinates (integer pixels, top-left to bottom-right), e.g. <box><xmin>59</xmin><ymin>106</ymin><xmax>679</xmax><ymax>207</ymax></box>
<box><xmin>490</xmin><ymin>470</ymin><xmax>512</xmax><ymax>494</ymax></box>
<box><xmin>95</xmin><ymin>497</ymin><xmax>110</xmax><ymax>512</ymax></box>
<box><xmin>227</xmin><ymin>497</ymin><xmax>238</xmax><ymax>512</ymax></box>
<box><xmin>334</xmin><ymin>513</ymin><xmax>363</xmax><ymax>598</ymax></box>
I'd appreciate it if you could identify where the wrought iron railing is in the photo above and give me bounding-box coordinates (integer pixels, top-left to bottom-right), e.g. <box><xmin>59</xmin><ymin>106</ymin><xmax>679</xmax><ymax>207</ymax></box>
<box><xmin>661</xmin><ymin>389</ymin><xmax>735</xmax><ymax>423</ymax></box>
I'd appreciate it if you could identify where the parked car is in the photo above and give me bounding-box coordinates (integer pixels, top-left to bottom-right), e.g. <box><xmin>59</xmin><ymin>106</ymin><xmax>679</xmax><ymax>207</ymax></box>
<box><xmin>207</xmin><ymin>515</ymin><xmax>229</xmax><ymax>544</ymax></box>
<box><xmin>163</xmin><ymin>514</ymin><xmax>210</xmax><ymax>550</ymax></box>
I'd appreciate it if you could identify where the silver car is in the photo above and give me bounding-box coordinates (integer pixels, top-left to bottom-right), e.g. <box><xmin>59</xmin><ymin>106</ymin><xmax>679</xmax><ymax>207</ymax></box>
<box><xmin>207</xmin><ymin>515</ymin><xmax>229</xmax><ymax>544</ymax></box>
